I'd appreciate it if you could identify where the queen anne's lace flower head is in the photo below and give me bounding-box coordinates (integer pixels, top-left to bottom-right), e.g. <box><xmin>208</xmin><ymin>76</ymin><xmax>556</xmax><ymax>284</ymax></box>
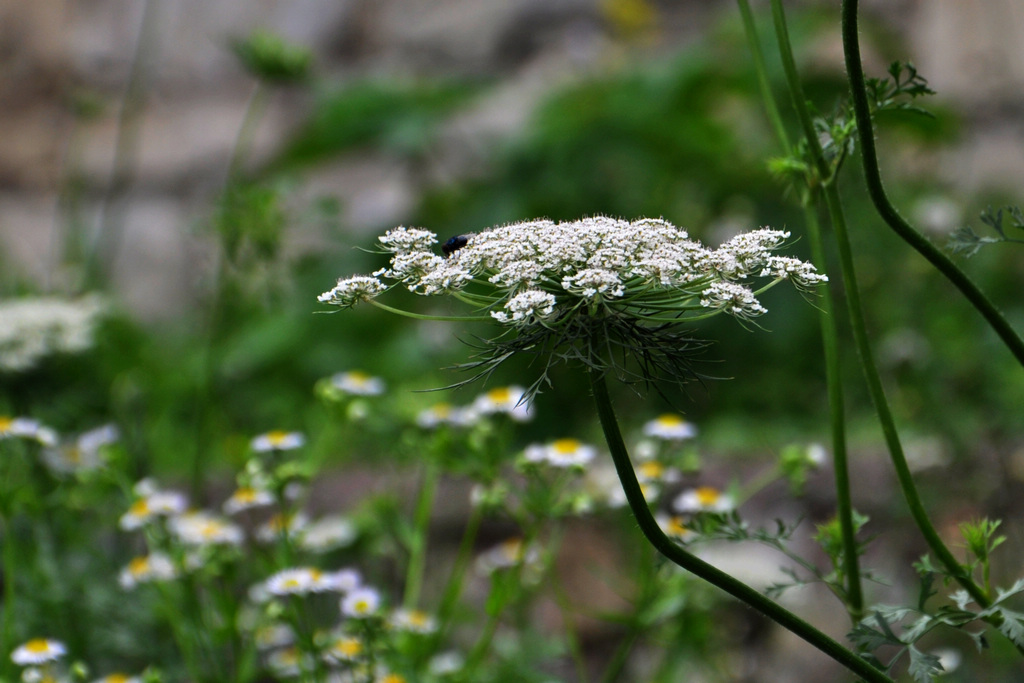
<box><xmin>319</xmin><ymin>216</ymin><xmax>826</xmax><ymax>397</ymax></box>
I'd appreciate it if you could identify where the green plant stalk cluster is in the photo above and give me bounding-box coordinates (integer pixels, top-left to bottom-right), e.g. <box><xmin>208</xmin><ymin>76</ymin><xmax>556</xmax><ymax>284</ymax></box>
<box><xmin>739</xmin><ymin>0</ymin><xmax>865</xmax><ymax>623</ymax></box>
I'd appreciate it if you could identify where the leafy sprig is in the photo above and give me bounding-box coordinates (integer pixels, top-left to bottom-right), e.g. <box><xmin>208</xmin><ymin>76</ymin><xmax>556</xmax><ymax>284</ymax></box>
<box><xmin>865</xmin><ymin>62</ymin><xmax>936</xmax><ymax>117</ymax></box>
<box><xmin>948</xmin><ymin>205</ymin><xmax>1024</xmax><ymax>256</ymax></box>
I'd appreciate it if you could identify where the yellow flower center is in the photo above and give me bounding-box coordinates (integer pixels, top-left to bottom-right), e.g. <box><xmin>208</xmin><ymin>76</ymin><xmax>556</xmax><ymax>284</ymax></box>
<box><xmin>656</xmin><ymin>414</ymin><xmax>684</xmax><ymax>426</ymax></box>
<box><xmin>235</xmin><ymin>487</ymin><xmax>257</xmax><ymax>502</ymax></box>
<box><xmin>695</xmin><ymin>486</ymin><xmax>721</xmax><ymax>506</ymax></box>
<box><xmin>501</xmin><ymin>538</ymin><xmax>523</xmax><ymax>561</ymax></box>
<box><xmin>432</xmin><ymin>403</ymin><xmax>452</xmax><ymax>416</ymax></box>
<box><xmin>344</xmin><ymin>370</ymin><xmax>370</xmax><ymax>385</ymax></box>
<box><xmin>336</xmin><ymin>638</ymin><xmax>362</xmax><ymax>657</ymax></box>
<box><xmin>381</xmin><ymin>675</ymin><xmax>406</xmax><ymax>683</ymax></box>
<box><xmin>0</xmin><ymin>416</ymin><xmax>12</xmax><ymax>431</ymax></box>
<box><xmin>128</xmin><ymin>556</ymin><xmax>151</xmax><ymax>575</ymax></box>
<box><xmin>25</xmin><ymin>639</ymin><xmax>52</xmax><ymax>653</ymax></box>
<box><xmin>666</xmin><ymin>516</ymin><xmax>689</xmax><ymax>536</ymax></box>
<box><xmin>128</xmin><ymin>499</ymin><xmax>151</xmax><ymax>516</ymax></box>
<box><xmin>104</xmin><ymin>674</ymin><xmax>131</xmax><ymax>683</ymax></box>
<box><xmin>486</xmin><ymin>387</ymin><xmax>511</xmax><ymax>403</ymax></box>
<box><xmin>265</xmin><ymin>430</ymin><xmax>289</xmax><ymax>445</ymax></box>
<box><xmin>552</xmin><ymin>438</ymin><xmax>580</xmax><ymax>454</ymax></box>
<box><xmin>638</xmin><ymin>461</ymin><xmax>664</xmax><ymax>479</ymax></box>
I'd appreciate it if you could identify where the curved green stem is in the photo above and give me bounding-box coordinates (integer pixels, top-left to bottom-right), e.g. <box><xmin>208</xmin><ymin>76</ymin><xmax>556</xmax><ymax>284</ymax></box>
<box><xmin>840</xmin><ymin>0</ymin><xmax>1024</xmax><ymax>367</ymax></box>
<box><xmin>588</xmin><ymin>369</ymin><xmax>893</xmax><ymax>683</ymax></box>
<box><xmin>762</xmin><ymin>0</ymin><xmax>863</xmax><ymax>620</ymax></box>
<box><xmin>820</xmin><ymin>178</ymin><xmax>991</xmax><ymax>607</ymax></box>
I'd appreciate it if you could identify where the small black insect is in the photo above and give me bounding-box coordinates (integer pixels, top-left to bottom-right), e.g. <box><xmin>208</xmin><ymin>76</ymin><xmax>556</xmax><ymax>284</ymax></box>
<box><xmin>441</xmin><ymin>234</ymin><xmax>471</xmax><ymax>257</ymax></box>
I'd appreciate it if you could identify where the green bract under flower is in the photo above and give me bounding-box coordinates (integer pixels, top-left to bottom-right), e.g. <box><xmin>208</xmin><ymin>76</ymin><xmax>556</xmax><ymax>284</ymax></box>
<box><xmin>319</xmin><ymin>216</ymin><xmax>826</xmax><ymax>395</ymax></box>
<box><xmin>319</xmin><ymin>216</ymin><xmax>825</xmax><ymax>323</ymax></box>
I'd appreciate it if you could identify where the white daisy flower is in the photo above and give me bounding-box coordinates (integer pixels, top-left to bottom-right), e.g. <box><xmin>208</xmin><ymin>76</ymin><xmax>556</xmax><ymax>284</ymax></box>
<box><xmin>523</xmin><ymin>438</ymin><xmax>597</xmax><ymax>468</ymax></box>
<box><xmin>472</xmin><ymin>386</ymin><xmax>532</xmax><ymax>422</ymax></box>
<box><xmin>388</xmin><ymin>608</ymin><xmax>437</xmax><ymax>634</ymax></box>
<box><xmin>41</xmin><ymin>424</ymin><xmax>119</xmax><ymax>474</ymax></box>
<box><xmin>168</xmin><ymin>511</ymin><xmax>244</xmax><ymax>547</ymax></box>
<box><xmin>265</xmin><ymin>646</ymin><xmax>309</xmax><ymax>678</ymax></box>
<box><xmin>324</xmin><ymin>568</ymin><xmax>361</xmax><ymax>594</ymax></box>
<box><xmin>475</xmin><ymin>538</ymin><xmax>540</xmax><ymax>575</ymax></box>
<box><xmin>415</xmin><ymin>402</ymin><xmax>478</xmax><ymax>429</ymax></box>
<box><xmin>340</xmin><ymin>586</ymin><xmax>381</xmax><ymax>618</ymax></box>
<box><xmin>254</xmin><ymin>623</ymin><xmax>295</xmax><ymax>651</ymax></box>
<box><xmin>655</xmin><ymin>513</ymin><xmax>697</xmax><ymax>542</ymax></box>
<box><xmin>428</xmin><ymin>651</ymin><xmax>465</xmax><ymax>676</ymax></box>
<box><xmin>10</xmin><ymin>639</ymin><xmax>67</xmax><ymax>666</ymax></box>
<box><xmin>119</xmin><ymin>552</ymin><xmax>178</xmax><ymax>589</ymax></box>
<box><xmin>673</xmin><ymin>486</ymin><xmax>735</xmax><ymax>514</ymax></box>
<box><xmin>250</xmin><ymin>430</ymin><xmax>305</xmax><ymax>452</ymax></box>
<box><xmin>0</xmin><ymin>416</ymin><xmax>58</xmax><ymax>447</ymax></box>
<box><xmin>223</xmin><ymin>486</ymin><xmax>275</xmax><ymax>515</ymax></box>
<box><xmin>119</xmin><ymin>488</ymin><xmax>188</xmax><ymax>531</ymax></box>
<box><xmin>324</xmin><ymin>635</ymin><xmax>364</xmax><ymax>663</ymax></box>
<box><xmin>298</xmin><ymin>515</ymin><xmax>358</xmax><ymax>553</ymax></box>
<box><xmin>634</xmin><ymin>460</ymin><xmax>681</xmax><ymax>485</ymax></box>
<box><xmin>255</xmin><ymin>512</ymin><xmax>308</xmax><ymax>544</ymax></box>
<box><xmin>642</xmin><ymin>414</ymin><xmax>697</xmax><ymax>440</ymax></box>
<box><xmin>263</xmin><ymin>567</ymin><xmax>340</xmax><ymax>596</ymax></box>
<box><xmin>331</xmin><ymin>371</ymin><xmax>386</xmax><ymax>396</ymax></box>
<box><xmin>92</xmin><ymin>673</ymin><xmax>143</xmax><ymax>683</ymax></box>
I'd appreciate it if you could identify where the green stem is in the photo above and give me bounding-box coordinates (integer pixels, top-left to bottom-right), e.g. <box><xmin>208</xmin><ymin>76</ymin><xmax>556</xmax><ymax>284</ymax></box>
<box><xmin>598</xmin><ymin>628</ymin><xmax>642</xmax><ymax>683</ymax></box>
<box><xmin>403</xmin><ymin>458</ymin><xmax>440</xmax><ymax>609</ymax></box>
<box><xmin>840</xmin><ymin>0</ymin><xmax>1024</xmax><ymax>367</ymax></box>
<box><xmin>226</xmin><ymin>82</ymin><xmax>269</xmax><ymax>182</ymax></box>
<box><xmin>87</xmin><ymin>0</ymin><xmax>161</xmax><ymax>289</ymax></box>
<box><xmin>588</xmin><ymin>369</ymin><xmax>893</xmax><ymax>683</ymax></box>
<box><xmin>434</xmin><ymin>503</ymin><xmax>484</xmax><ymax>638</ymax></box>
<box><xmin>822</xmin><ymin>178</ymin><xmax>991</xmax><ymax>609</ymax></box>
<box><xmin>0</xmin><ymin>514</ymin><xmax>16</xmax><ymax>682</ymax></box>
<box><xmin>764</xmin><ymin>0</ymin><xmax>864</xmax><ymax>621</ymax></box>
<box><xmin>735</xmin><ymin>0</ymin><xmax>791</xmax><ymax>151</ymax></box>
<box><xmin>802</xmin><ymin>205</ymin><xmax>863</xmax><ymax>621</ymax></box>
<box><xmin>549</xmin><ymin>557</ymin><xmax>591</xmax><ymax>683</ymax></box>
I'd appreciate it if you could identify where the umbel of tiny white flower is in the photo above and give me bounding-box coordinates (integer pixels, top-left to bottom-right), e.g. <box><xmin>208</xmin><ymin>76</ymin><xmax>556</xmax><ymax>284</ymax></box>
<box><xmin>319</xmin><ymin>216</ymin><xmax>827</xmax><ymax>397</ymax></box>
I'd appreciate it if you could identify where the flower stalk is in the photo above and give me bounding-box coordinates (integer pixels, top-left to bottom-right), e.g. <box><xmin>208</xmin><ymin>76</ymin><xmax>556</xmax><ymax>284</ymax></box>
<box><xmin>741</xmin><ymin>0</ymin><xmax>864</xmax><ymax>621</ymax></box>
<box><xmin>588</xmin><ymin>367</ymin><xmax>893</xmax><ymax>683</ymax></box>
<box><xmin>770</xmin><ymin>0</ymin><xmax>993</xmax><ymax>610</ymax></box>
<box><xmin>840</xmin><ymin>0</ymin><xmax>1024</xmax><ymax>368</ymax></box>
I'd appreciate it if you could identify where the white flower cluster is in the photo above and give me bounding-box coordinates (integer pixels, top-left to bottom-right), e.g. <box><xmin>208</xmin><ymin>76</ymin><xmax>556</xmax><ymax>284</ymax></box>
<box><xmin>317</xmin><ymin>275</ymin><xmax>387</xmax><ymax>308</ymax></box>
<box><xmin>319</xmin><ymin>217</ymin><xmax>826</xmax><ymax>326</ymax></box>
<box><xmin>0</xmin><ymin>295</ymin><xmax>105</xmax><ymax>372</ymax></box>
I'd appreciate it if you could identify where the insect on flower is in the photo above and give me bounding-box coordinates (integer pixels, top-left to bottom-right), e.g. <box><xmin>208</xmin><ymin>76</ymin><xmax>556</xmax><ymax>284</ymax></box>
<box><xmin>441</xmin><ymin>234</ymin><xmax>471</xmax><ymax>257</ymax></box>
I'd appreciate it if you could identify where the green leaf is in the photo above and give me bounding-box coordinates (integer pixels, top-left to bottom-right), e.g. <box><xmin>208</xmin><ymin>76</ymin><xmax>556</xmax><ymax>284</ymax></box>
<box><xmin>995</xmin><ymin>608</ymin><xmax>1024</xmax><ymax>647</ymax></box>
<box><xmin>907</xmin><ymin>646</ymin><xmax>943</xmax><ymax>683</ymax></box>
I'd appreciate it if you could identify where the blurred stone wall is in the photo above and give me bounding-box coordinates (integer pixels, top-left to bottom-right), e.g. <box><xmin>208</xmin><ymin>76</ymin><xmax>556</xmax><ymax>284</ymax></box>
<box><xmin>0</xmin><ymin>0</ymin><xmax>1021</xmax><ymax>318</ymax></box>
